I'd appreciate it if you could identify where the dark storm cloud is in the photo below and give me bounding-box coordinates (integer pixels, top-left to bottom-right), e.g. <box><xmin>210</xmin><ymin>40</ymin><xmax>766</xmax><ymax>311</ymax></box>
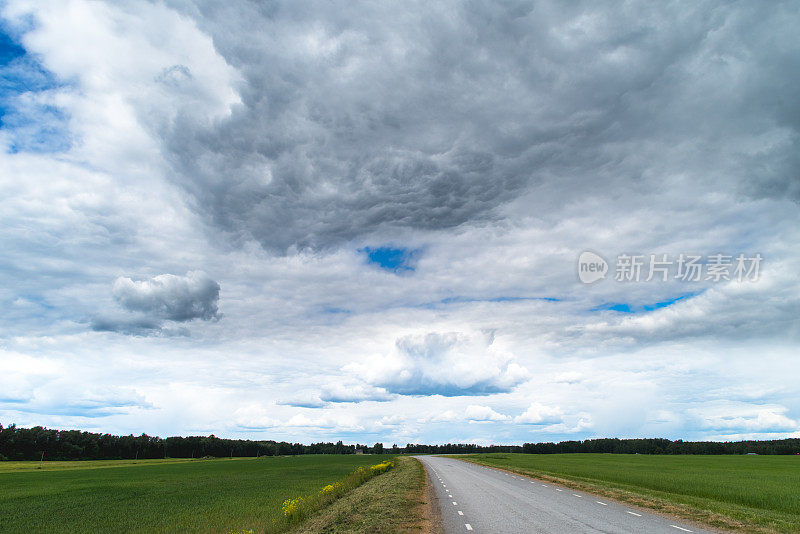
<box><xmin>156</xmin><ymin>0</ymin><xmax>799</xmax><ymax>252</ymax></box>
<box><xmin>91</xmin><ymin>271</ymin><xmax>220</xmax><ymax>335</ymax></box>
<box><xmin>112</xmin><ymin>271</ymin><xmax>220</xmax><ymax>322</ymax></box>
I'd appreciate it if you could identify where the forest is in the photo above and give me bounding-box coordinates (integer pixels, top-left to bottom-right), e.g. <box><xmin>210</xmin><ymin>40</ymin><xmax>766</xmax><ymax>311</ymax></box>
<box><xmin>1</xmin><ymin>424</ymin><xmax>798</xmax><ymax>460</ymax></box>
<box><xmin>0</xmin><ymin>424</ymin><xmax>392</xmax><ymax>460</ymax></box>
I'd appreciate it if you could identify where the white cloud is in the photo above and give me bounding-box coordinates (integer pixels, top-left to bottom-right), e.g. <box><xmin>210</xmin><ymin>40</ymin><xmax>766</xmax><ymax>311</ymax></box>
<box><xmin>514</xmin><ymin>403</ymin><xmax>564</xmax><ymax>425</ymax></box>
<box><xmin>377</xmin><ymin>415</ymin><xmax>403</xmax><ymax>427</ymax></box>
<box><xmin>276</xmin><ymin>392</ymin><xmax>327</xmax><ymax>409</ymax></box>
<box><xmin>690</xmin><ymin>402</ymin><xmax>800</xmax><ymax>433</ymax></box>
<box><xmin>319</xmin><ymin>383</ymin><xmax>394</xmax><ymax>403</ymax></box>
<box><xmin>465</xmin><ymin>405</ymin><xmax>510</xmax><ymax>422</ymax></box>
<box><xmin>423</xmin><ymin>410</ymin><xmax>460</xmax><ymax>423</ymax></box>
<box><xmin>538</xmin><ymin>417</ymin><xmax>594</xmax><ymax>435</ymax></box>
<box><xmin>232</xmin><ymin>405</ymin><xmax>281</xmax><ymax>429</ymax></box>
<box><xmin>232</xmin><ymin>405</ymin><xmax>364</xmax><ymax>432</ymax></box>
<box><xmin>0</xmin><ymin>351</ymin><xmax>60</xmax><ymax>404</ymax></box>
<box><xmin>284</xmin><ymin>413</ymin><xmax>363</xmax><ymax>432</ymax></box>
<box><xmin>346</xmin><ymin>331</ymin><xmax>530</xmax><ymax>396</ymax></box>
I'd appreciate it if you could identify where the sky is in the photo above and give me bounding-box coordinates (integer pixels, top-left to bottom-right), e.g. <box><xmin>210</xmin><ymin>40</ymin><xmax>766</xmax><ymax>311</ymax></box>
<box><xmin>1</xmin><ymin>0</ymin><xmax>798</xmax><ymax>446</ymax></box>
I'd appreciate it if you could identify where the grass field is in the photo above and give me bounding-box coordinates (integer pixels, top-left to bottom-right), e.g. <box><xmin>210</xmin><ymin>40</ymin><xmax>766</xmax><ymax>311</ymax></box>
<box><xmin>454</xmin><ymin>453</ymin><xmax>800</xmax><ymax>533</ymax></box>
<box><xmin>0</xmin><ymin>455</ymin><xmax>397</xmax><ymax>533</ymax></box>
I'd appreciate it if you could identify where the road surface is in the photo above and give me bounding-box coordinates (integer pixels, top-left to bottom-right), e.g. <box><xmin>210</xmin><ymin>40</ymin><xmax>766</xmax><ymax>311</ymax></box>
<box><xmin>416</xmin><ymin>455</ymin><xmax>713</xmax><ymax>534</ymax></box>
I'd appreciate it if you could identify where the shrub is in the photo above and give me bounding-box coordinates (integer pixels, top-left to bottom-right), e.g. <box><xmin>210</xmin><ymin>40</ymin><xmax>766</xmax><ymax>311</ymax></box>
<box><xmin>281</xmin><ymin>496</ymin><xmax>306</xmax><ymax>521</ymax></box>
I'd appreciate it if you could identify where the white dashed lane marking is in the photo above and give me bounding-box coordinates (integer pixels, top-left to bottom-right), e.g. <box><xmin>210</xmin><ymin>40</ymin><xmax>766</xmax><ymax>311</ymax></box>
<box><xmin>596</xmin><ymin>501</ymin><xmax>607</xmax><ymax>506</ymax></box>
<box><xmin>626</xmin><ymin>511</ymin><xmax>642</xmax><ymax>517</ymax></box>
<box><xmin>671</xmin><ymin>526</ymin><xmax>693</xmax><ymax>532</ymax></box>
<box><xmin>452</xmin><ymin>501</ymin><xmax>458</xmax><ymax>506</ymax></box>
<box><xmin>465</xmin><ymin>524</ymin><xmax>473</xmax><ymax>531</ymax></box>
<box><xmin>555</xmin><ymin>488</ymin><xmax>563</xmax><ymax>492</ymax></box>
<box><xmin>572</xmin><ymin>494</ymin><xmax>582</xmax><ymax>498</ymax></box>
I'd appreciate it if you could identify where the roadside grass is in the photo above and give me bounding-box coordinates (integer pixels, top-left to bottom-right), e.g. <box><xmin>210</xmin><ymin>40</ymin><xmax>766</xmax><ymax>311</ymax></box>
<box><xmin>451</xmin><ymin>453</ymin><xmax>800</xmax><ymax>533</ymax></box>
<box><xmin>291</xmin><ymin>455</ymin><xmax>432</xmax><ymax>533</ymax></box>
<box><xmin>0</xmin><ymin>454</ymin><xmax>396</xmax><ymax>533</ymax></box>
<box><xmin>280</xmin><ymin>459</ymin><xmax>396</xmax><ymax>525</ymax></box>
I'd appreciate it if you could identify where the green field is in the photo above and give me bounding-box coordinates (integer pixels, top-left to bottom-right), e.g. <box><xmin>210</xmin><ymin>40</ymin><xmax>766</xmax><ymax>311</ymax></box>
<box><xmin>0</xmin><ymin>455</ymin><xmax>396</xmax><ymax>533</ymax></box>
<box><xmin>455</xmin><ymin>453</ymin><xmax>800</xmax><ymax>532</ymax></box>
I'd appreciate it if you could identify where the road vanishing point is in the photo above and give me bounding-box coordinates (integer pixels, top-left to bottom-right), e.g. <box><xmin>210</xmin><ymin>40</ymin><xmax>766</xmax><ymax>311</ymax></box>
<box><xmin>416</xmin><ymin>455</ymin><xmax>713</xmax><ymax>534</ymax></box>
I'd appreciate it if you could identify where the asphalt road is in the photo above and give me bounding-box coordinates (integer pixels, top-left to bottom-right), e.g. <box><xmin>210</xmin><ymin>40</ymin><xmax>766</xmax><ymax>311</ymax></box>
<box><xmin>416</xmin><ymin>455</ymin><xmax>713</xmax><ymax>534</ymax></box>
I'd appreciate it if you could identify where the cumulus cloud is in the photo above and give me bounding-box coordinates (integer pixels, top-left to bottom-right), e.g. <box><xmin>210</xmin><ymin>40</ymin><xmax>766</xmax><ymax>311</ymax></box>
<box><xmin>690</xmin><ymin>402</ymin><xmax>800</xmax><ymax>433</ymax></box>
<box><xmin>0</xmin><ymin>352</ymin><xmax>58</xmax><ymax>404</ymax></box>
<box><xmin>26</xmin><ymin>387</ymin><xmax>150</xmax><ymax>418</ymax></box>
<box><xmin>347</xmin><ymin>331</ymin><xmax>529</xmax><ymax>396</ymax></box>
<box><xmin>284</xmin><ymin>413</ymin><xmax>363</xmax><ymax>431</ymax></box>
<box><xmin>423</xmin><ymin>410</ymin><xmax>461</xmax><ymax>423</ymax></box>
<box><xmin>540</xmin><ymin>417</ymin><xmax>595</xmax><ymax>435</ymax></box>
<box><xmin>514</xmin><ymin>402</ymin><xmax>564</xmax><ymax>425</ymax></box>
<box><xmin>418</xmin><ymin>405</ymin><xmax>511</xmax><ymax>423</ymax></box>
<box><xmin>319</xmin><ymin>383</ymin><xmax>394</xmax><ymax>403</ymax></box>
<box><xmin>465</xmin><ymin>405</ymin><xmax>510</xmax><ymax>422</ymax></box>
<box><xmin>112</xmin><ymin>271</ymin><xmax>220</xmax><ymax>321</ymax></box>
<box><xmin>232</xmin><ymin>404</ymin><xmax>281</xmax><ymax>429</ymax></box>
<box><xmin>0</xmin><ymin>351</ymin><xmax>150</xmax><ymax>417</ymax></box>
<box><xmin>232</xmin><ymin>404</ymin><xmax>364</xmax><ymax>432</ymax></box>
<box><xmin>378</xmin><ymin>415</ymin><xmax>403</xmax><ymax>427</ymax></box>
<box><xmin>277</xmin><ymin>393</ymin><xmax>327</xmax><ymax>409</ymax></box>
<box><xmin>91</xmin><ymin>271</ymin><xmax>220</xmax><ymax>335</ymax></box>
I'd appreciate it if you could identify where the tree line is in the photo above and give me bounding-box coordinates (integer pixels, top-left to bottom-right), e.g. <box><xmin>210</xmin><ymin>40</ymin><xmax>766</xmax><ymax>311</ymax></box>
<box><xmin>405</xmin><ymin>438</ymin><xmax>800</xmax><ymax>455</ymax></box>
<box><xmin>0</xmin><ymin>424</ymin><xmax>392</xmax><ymax>460</ymax></box>
<box><xmin>1</xmin><ymin>424</ymin><xmax>798</xmax><ymax>460</ymax></box>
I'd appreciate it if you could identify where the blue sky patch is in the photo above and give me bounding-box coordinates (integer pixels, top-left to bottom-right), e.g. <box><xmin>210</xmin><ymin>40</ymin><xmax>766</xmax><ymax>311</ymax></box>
<box><xmin>593</xmin><ymin>292</ymin><xmax>701</xmax><ymax>314</ymax></box>
<box><xmin>360</xmin><ymin>246</ymin><xmax>418</xmax><ymax>272</ymax></box>
<box><xmin>0</xmin><ymin>27</ymin><xmax>25</xmax><ymax>65</ymax></box>
<box><xmin>0</xmin><ymin>22</ymin><xmax>71</xmax><ymax>153</ymax></box>
<box><xmin>490</xmin><ymin>296</ymin><xmax>560</xmax><ymax>303</ymax></box>
<box><xmin>643</xmin><ymin>292</ymin><xmax>700</xmax><ymax>311</ymax></box>
<box><xmin>604</xmin><ymin>303</ymin><xmax>635</xmax><ymax>313</ymax></box>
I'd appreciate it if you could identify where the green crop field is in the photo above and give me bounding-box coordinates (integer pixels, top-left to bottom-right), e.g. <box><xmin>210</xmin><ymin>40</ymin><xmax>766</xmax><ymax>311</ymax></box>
<box><xmin>0</xmin><ymin>454</ymin><xmax>396</xmax><ymax>533</ymax></box>
<box><xmin>455</xmin><ymin>453</ymin><xmax>800</xmax><ymax>532</ymax></box>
